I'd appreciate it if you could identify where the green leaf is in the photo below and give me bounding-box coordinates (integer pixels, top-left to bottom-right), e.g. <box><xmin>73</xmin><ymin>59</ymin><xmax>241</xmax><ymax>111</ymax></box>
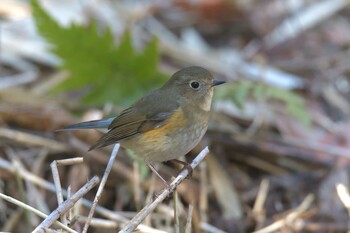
<box><xmin>31</xmin><ymin>0</ymin><xmax>166</xmax><ymax>106</ymax></box>
<box><xmin>216</xmin><ymin>80</ymin><xmax>310</xmax><ymax>126</ymax></box>
<box><xmin>215</xmin><ymin>81</ymin><xmax>253</xmax><ymax>109</ymax></box>
<box><xmin>263</xmin><ymin>86</ymin><xmax>311</xmax><ymax>126</ymax></box>
<box><xmin>286</xmin><ymin>103</ymin><xmax>311</xmax><ymax>126</ymax></box>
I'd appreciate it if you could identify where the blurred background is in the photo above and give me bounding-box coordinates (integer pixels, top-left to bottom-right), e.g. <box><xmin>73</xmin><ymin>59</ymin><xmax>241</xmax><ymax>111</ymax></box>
<box><xmin>1</xmin><ymin>0</ymin><xmax>350</xmax><ymax>232</ymax></box>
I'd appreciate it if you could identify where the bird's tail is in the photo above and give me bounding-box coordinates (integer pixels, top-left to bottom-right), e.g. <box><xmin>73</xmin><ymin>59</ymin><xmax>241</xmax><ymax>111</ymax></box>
<box><xmin>57</xmin><ymin>117</ymin><xmax>115</xmax><ymax>131</ymax></box>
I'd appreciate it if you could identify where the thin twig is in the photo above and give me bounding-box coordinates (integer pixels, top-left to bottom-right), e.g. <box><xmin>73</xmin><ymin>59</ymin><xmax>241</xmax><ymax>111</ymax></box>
<box><xmin>56</xmin><ymin>157</ymin><xmax>84</xmax><ymax>166</ymax></box>
<box><xmin>0</xmin><ymin>128</ymin><xmax>68</xmax><ymax>151</ymax></box>
<box><xmin>144</xmin><ymin>171</ymin><xmax>157</xmax><ymax>226</ymax></box>
<box><xmin>336</xmin><ymin>183</ymin><xmax>350</xmax><ymax>216</ymax></box>
<box><xmin>82</xmin><ymin>144</ymin><xmax>120</xmax><ymax>233</ymax></box>
<box><xmin>174</xmin><ymin>190</ymin><xmax>180</xmax><ymax>233</ymax></box>
<box><xmin>33</xmin><ymin>176</ymin><xmax>100</xmax><ymax>233</ymax></box>
<box><xmin>119</xmin><ymin>147</ymin><xmax>210</xmax><ymax>233</ymax></box>
<box><xmin>51</xmin><ymin>157</ymin><xmax>83</xmax><ymax>225</ymax></box>
<box><xmin>79</xmin><ymin>216</ymin><xmax>119</xmax><ymax>229</ymax></box>
<box><xmin>133</xmin><ymin>160</ymin><xmax>142</xmax><ymax>209</ymax></box>
<box><xmin>2</xmin><ymin>209</ymin><xmax>22</xmax><ymax>232</ymax></box>
<box><xmin>185</xmin><ymin>204</ymin><xmax>194</xmax><ymax>233</ymax></box>
<box><xmin>199</xmin><ymin>162</ymin><xmax>208</xmax><ymax>222</ymax></box>
<box><xmin>253</xmin><ymin>179</ymin><xmax>270</xmax><ymax>230</ymax></box>
<box><xmin>50</xmin><ymin>161</ymin><xmax>65</xmax><ymax>225</ymax></box>
<box><xmin>67</xmin><ymin>185</ymin><xmax>72</xmax><ymax>224</ymax></box>
<box><xmin>253</xmin><ymin>194</ymin><xmax>314</xmax><ymax>233</ymax></box>
<box><xmin>0</xmin><ymin>193</ymin><xmax>77</xmax><ymax>233</ymax></box>
<box><xmin>200</xmin><ymin>222</ymin><xmax>228</xmax><ymax>233</ymax></box>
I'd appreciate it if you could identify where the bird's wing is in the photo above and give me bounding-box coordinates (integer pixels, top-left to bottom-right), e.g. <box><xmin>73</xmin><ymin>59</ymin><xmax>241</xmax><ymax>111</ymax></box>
<box><xmin>89</xmin><ymin>91</ymin><xmax>179</xmax><ymax>150</ymax></box>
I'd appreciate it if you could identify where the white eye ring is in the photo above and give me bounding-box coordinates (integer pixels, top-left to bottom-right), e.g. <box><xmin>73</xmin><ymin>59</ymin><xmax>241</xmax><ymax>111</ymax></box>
<box><xmin>189</xmin><ymin>81</ymin><xmax>200</xmax><ymax>90</ymax></box>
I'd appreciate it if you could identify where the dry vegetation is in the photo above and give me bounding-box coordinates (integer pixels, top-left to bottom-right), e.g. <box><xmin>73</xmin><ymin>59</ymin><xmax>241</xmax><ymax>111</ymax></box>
<box><xmin>1</xmin><ymin>0</ymin><xmax>350</xmax><ymax>232</ymax></box>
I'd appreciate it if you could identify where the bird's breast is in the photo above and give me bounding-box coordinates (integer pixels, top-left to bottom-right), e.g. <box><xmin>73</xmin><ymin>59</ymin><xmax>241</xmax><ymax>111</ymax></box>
<box><xmin>121</xmin><ymin>108</ymin><xmax>209</xmax><ymax>162</ymax></box>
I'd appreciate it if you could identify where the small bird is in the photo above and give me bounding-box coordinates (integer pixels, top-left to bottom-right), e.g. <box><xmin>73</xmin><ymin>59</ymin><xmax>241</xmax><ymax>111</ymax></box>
<box><xmin>59</xmin><ymin>66</ymin><xmax>225</xmax><ymax>188</ymax></box>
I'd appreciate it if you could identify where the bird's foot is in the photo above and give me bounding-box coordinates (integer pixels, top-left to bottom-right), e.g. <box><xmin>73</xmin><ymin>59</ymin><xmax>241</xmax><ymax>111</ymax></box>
<box><xmin>147</xmin><ymin>163</ymin><xmax>173</xmax><ymax>193</ymax></box>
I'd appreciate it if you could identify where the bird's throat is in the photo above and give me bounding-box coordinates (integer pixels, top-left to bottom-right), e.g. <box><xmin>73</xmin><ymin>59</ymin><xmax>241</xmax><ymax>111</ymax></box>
<box><xmin>199</xmin><ymin>89</ymin><xmax>213</xmax><ymax>112</ymax></box>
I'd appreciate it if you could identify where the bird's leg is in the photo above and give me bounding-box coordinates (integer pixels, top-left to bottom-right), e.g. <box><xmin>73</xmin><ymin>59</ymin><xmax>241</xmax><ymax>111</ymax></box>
<box><xmin>171</xmin><ymin>159</ymin><xmax>193</xmax><ymax>178</ymax></box>
<box><xmin>147</xmin><ymin>163</ymin><xmax>172</xmax><ymax>191</ymax></box>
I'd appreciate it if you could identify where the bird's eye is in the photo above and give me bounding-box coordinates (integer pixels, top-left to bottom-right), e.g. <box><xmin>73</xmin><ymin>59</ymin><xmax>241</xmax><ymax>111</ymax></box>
<box><xmin>189</xmin><ymin>81</ymin><xmax>200</xmax><ymax>90</ymax></box>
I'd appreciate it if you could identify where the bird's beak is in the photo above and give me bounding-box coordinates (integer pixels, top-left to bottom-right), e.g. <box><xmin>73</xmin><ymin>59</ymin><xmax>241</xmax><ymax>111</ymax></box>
<box><xmin>212</xmin><ymin>80</ymin><xmax>226</xmax><ymax>86</ymax></box>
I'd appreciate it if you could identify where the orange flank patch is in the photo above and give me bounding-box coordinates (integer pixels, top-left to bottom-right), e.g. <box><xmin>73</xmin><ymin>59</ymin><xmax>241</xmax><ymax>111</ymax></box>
<box><xmin>141</xmin><ymin>108</ymin><xmax>187</xmax><ymax>143</ymax></box>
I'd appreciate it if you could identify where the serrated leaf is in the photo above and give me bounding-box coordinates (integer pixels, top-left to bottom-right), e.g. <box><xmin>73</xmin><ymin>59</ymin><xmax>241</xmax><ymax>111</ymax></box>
<box><xmin>31</xmin><ymin>0</ymin><xmax>166</xmax><ymax>106</ymax></box>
